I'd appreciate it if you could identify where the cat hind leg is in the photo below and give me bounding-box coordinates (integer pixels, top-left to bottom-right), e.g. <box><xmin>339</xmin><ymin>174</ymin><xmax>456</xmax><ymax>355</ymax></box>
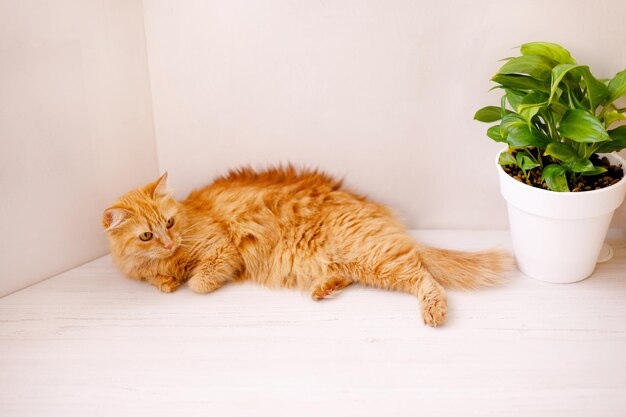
<box><xmin>348</xmin><ymin>238</ymin><xmax>448</xmax><ymax>326</ymax></box>
<box><xmin>415</xmin><ymin>272</ymin><xmax>447</xmax><ymax>327</ymax></box>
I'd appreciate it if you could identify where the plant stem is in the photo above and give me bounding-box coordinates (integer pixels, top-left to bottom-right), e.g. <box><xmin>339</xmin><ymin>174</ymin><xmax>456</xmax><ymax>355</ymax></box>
<box><xmin>599</xmin><ymin>102</ymin><xmax>622</xmax><ymax>121</ymax></box>
<box><xmin>587</xmin><ymin>144</ymin><xmax>599</xmax><ymax>159</ymax></box>
<box><xmin>546</xmin><ymin>111</ymin><xmax>560</xmax><ymax>142</ymax></box>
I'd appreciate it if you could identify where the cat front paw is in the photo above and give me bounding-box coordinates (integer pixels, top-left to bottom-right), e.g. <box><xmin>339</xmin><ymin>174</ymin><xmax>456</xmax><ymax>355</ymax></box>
<box><xmin>311</xmin><ymin>276</ymin><xmax>352</xmax><ymax>300</ymax></box>
<box><xmin>187</xmin><ymin>274</ymin><xmax>223</xmax><ymax>294</ymax></box>
<box><xmin>155</xmin><ymin>275</ymin><xmax>180</xmax><ymax>293</ymax></box>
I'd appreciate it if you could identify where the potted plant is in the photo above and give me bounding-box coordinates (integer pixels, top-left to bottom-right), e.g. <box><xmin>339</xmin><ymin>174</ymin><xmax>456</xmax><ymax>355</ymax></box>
<box><xmin>475</xmin><ymin>42</ymin><xmax>626</xmax><ymax>283</ymax></box>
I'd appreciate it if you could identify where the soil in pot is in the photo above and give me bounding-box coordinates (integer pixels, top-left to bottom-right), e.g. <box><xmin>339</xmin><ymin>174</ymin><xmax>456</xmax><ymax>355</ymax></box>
<box><xmin>502</xmin><ymin>150</ymin><xmax>624</xmax><ymax>192</ymax></box>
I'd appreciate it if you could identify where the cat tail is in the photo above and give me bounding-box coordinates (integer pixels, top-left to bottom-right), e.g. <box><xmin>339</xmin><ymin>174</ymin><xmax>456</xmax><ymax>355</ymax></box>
<box><xmin>418</xmin><ymin>247</ymin><xmax>514</xmax><ymax>290</ymax></box>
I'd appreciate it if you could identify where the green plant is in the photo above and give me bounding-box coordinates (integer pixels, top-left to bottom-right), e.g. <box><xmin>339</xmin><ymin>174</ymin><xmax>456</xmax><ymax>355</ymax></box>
<box><xmin>475</xmin><ymin>42</ymin><xmax>626</xmax><ymax>191</ymax></box>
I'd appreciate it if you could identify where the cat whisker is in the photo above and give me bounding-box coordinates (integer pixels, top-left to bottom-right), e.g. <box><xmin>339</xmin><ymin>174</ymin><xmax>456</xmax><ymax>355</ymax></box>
<box><xmin>180</xmin><ymin>223</ymin><xmax>203</xmax><ymax>236</ymax></box>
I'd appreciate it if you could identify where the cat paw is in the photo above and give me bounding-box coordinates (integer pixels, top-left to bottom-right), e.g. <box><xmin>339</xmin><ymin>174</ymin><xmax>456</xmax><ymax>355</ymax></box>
<box><xmin>157</xmin><ymin>276</ymin><xmax>179</xmax><ymax>293</ymax></box>
<box><xmin>187</xmin><ymin>274</ymin><xmax>222</xmax><ymax>294</ymax></box>
<box><xmin>311</xmin><ymin>277</ymin><xmax>352</xmax><ymax>301</ymax></box>
<box><xmin>421</xmin><ymin>295</ymin><xmax>447</xmax><ymax>327</ymax></box>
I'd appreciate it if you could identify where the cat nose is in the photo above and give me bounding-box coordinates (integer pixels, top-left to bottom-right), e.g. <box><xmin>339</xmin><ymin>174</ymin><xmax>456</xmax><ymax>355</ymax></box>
<box><xmin>163</xmin><ymin>241</ymin><xmax>174</xmax><ymax>250</ymax></box>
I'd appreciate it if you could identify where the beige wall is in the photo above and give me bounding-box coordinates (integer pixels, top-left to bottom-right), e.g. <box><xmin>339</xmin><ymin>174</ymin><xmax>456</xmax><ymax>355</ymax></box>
<box><xmin>0</xmin><ymin>0</ymin><xmax>158</xmax><ymax>296</ymax></box>
<box><xmin>2</xmin><ymin>0</ymin><xmax>626</xmax><ymax>296</ymax></box>
<box><xmin>143</xmin><ymin>0</ymin><xmax>626</xmax><ymax>229</ymax></box>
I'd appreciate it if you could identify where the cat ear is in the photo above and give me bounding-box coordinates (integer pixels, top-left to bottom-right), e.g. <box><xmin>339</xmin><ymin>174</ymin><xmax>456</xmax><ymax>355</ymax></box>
<box><xmin>148</xmin><ymin>172</ymin><xmax>170</xmax><ymax>198</ymax></box>
<box><xmin>102</xmin><ymin>207</ymin><xmax>130</xmax><ymax>230</ymax></box>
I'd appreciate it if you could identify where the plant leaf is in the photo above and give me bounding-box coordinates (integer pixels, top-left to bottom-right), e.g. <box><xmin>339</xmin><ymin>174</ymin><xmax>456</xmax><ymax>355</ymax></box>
<box><xmin>544</xmin><ymin>142</ymin><xmax>578</xmax><ymax>162</ymax></box>
<box><xmin>597</xmin><ymin>126</ymin><xmax>626</xmax><ymax>152</ymax></box>
<box><xmin>541</xmin><ymin>164</ymin><xmax>569</xmax><ymax>191</ymax></box>
<box><xmin>571</xmin><ymin>159</ymin><xmax>595</xmax><ymax>173</ymax></box>
<box><xmin>491</xmin><ymin>74</ymin><xmax>550</xmax><ymax>92</ymax></box>
<box><xmin>487</xmin><ymin>125</ymin><xmax>507</xmax><ymax>142</ymax></box>
<box><xmin>575</xmin><ymin>66</ymin><xmax>610</xmax><ymax>111</ymax></box>
<box><xmin>517</xmin><ymin>91</ymin><xmax>548</xmax><ymax>124</ymax></box>
<box><xmin>568</xmin><ymin>88</ymin><xmax>586</xmax><ymax>110</ymax></box>
<box><xmin>520</xmin><ymin>105</ymin><xmax>542</xmax><ymax>125</ymax></box>
<box><xmin>497</xmin><ymin>55</ymin><xmax>557</xmax><ymax>82</ymax></box>
<box><xmin>500</xmin><ymin>113</ymin><xmax>526</xmax><ymax>133</ymax></box>
<box><xmin>549</xmin><ymin>64</ymin><xmax>582</xmax><ymax>103</ymax></box>
<box><xmin>550</xmin><ymin>100</ymin><xmax>569</xmax><ymax>119</ymax></box>
<box><xmin>520</xmin><ymin>42</ymin><xmax>576</xmax><ymax>65</ymax></box>
<box><xmin>604</xmin><ymin>110</ymin><xmax>626</xmax><ymax>127</ymax></box>
<box><xmin>545</xmin><ymin>175</ymin><xmax>569</xmax><ymax>191</ymax></box>
<box><xmin>474</xmin><ymin>106</ymin><xmax>507</xmax><ymax>122</ymax></box>
<box><xmin>548</xmin><ymin>65</ymin><xmax>608</xmax><ymax>111</ymax></box>
<box><xmin>505</xmin><ymin>90</ymin><xmax>525</xmax><ymax>110</ymax></box>
<box><xmin>609</xmin><ymin>125</ymin><xmax>626</xmax><ymax>141</ymax></box>
<box><xmin>581</xmin><ymin>167</ymin><xmax>607</xmax><ymax>176</ymax></box>
<box><xmin>520</xmin><ymin>156</ymin><xmax>540</xmax><ymax>170</ymax></box>
<box><xmin>498</xmin><ymin>151</ymin><xmax>517</xmax><ymax>166</ymax></box>
<box><xmin>558</xmin><ymin>109</ymin><xmax>610</xmax><ymax>143</ymax></box>
<box><xmin>541</xmin><ymin>164</ymin><xmax>567</xmax><ymax>180</ymax></box>
<box><xmin>546</xmin><ymin>176</ymin><xmax>569</xmax><ymax>192</ymax></box>
<box><xmin>506</xmin><ymin>125</ymin><xmax>550</xmax><ymax>148</ymax></box>
<box><xmin>607</xmin><ymin>68</ymin><xmax>626</xmax><ymax>105</ymax></box>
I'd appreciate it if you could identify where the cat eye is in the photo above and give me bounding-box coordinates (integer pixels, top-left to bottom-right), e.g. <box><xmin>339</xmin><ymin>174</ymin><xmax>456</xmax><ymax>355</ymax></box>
<box><xmin>166</xmin><ymin>218</ymin><xmax>175</xmax><ymax>228</ymax></box>
<box><xmin>139</xmin><ymin>232</ymin><xmax>153</xmax><ymax>241</ymax></box>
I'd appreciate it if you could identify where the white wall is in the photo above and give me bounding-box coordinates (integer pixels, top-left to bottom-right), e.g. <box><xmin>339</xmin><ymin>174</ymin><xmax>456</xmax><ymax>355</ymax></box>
<box><xmin>0</xmin><ymin>0</ymin><xmax>158</xmax><ymax>296</ymax></box>
<box><xmin>143</xmin><ymin>0</ymin><xmax>626</xmax><ymax>229</ymax></box>
<box><xmin>2</xmin><ymin>0</ymin><xmax>626</xmax><ymax>297</ymax></box>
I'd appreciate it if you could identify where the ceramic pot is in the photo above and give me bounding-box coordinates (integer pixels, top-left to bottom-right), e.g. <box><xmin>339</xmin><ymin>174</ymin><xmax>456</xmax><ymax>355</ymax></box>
<box><xmin>496</xmin><ymin>149</ymin><xmax>626</xmax><ymax>283</ymax></box>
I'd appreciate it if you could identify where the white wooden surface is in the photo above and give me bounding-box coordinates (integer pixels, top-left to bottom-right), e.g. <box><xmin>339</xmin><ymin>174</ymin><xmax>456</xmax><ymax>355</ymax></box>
<box><xmin>1</xmin><ymin>230</ymin><xmax>625</xmax><ymax>417</ymax></box>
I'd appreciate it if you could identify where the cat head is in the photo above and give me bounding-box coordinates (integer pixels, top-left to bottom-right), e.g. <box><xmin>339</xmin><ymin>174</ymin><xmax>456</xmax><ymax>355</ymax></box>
<box><xmin>103</xmin><ymin>173</ymin><xmax>184</xmax><ymax>260</ymax></box>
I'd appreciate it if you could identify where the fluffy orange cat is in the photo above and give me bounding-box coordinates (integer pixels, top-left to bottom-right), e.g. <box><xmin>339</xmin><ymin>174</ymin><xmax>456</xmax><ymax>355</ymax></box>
<box><xmin>103</xmin><ymin>167</ymin><xmax>510</xmax><ymax>326</ymax></box>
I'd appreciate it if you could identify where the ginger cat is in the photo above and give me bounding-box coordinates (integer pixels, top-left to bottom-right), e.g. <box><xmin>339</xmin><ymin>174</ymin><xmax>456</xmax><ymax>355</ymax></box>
<box><xmin>103</xmin><ymin>167</ymin><xmax>510</xmax><ymax>326</ymax></box>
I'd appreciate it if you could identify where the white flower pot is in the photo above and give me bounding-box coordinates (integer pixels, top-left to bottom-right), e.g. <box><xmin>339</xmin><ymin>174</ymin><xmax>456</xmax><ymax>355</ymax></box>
<box><xmin>496</xmin><ymin>149</ymin><xmax>626</xmax><ymax>283</ymax></box>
